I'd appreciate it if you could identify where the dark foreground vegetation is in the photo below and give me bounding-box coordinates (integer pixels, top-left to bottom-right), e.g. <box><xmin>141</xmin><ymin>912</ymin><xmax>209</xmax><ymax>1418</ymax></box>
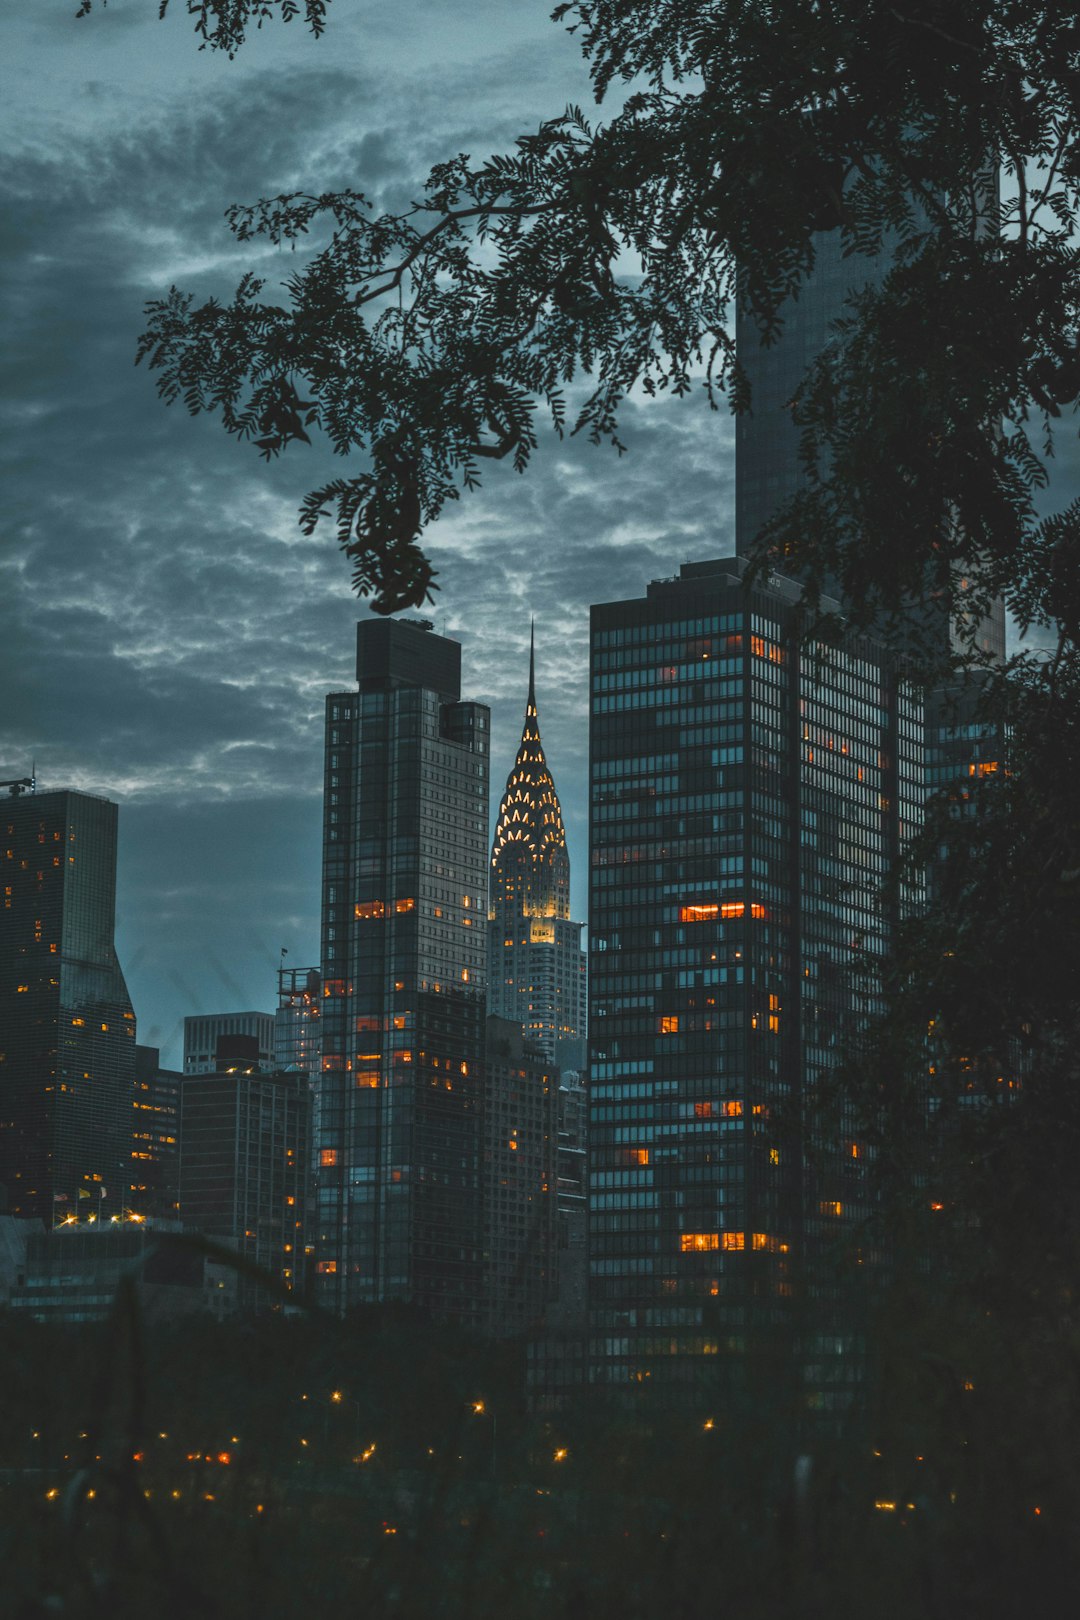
<box><xmin>2</xmin><ymin>1283</ymin><xmax>1078</xmax><ymax>1620</ymax></box>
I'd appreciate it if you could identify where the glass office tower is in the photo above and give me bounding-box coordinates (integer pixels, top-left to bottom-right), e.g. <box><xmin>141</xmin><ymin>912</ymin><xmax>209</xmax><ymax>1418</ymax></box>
<box><xmin>588</xmin><ymin>559</ymin><xmax>922</xmax><ymax>1399</ymax></box>
<box><xmin>317</xmin><ymin>619</ymin><xmax>490</xmax><ymax>1322</ymax></box>
<box><xmin>0</xmin><ymin>788</ymin><xmax>136</xmax><ymax>1223</ymax></box>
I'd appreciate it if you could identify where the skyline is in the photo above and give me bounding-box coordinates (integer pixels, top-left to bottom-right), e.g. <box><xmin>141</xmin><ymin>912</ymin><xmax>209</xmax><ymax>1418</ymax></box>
<box><xmin>1</xmin><ymin>4</ymin><xmax>736</xmax><ymax>1067</ymax></box>
<box><xmin>3</xmin><ymin>3</ymin><xmax>1073</xmax><ymax>1068</ymax></box>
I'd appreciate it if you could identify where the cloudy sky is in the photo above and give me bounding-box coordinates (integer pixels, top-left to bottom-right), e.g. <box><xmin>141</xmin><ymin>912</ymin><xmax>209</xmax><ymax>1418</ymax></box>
<box><xmin>2</xmin><ymin>3</ymin><xmax>734</xmax><ymax>1066</ymax></box>
<box><xmin>6</xmin><ymin>5</ymin><xmax>1075</xmax><ymax>1069</ymax></box>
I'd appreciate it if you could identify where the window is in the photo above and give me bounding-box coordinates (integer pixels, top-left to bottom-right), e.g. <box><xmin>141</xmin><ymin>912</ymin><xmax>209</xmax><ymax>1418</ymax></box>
<box><xmin>355</xmin><ymin>901</ymin><xmax>385</xmax><ymax>919</ymax></box>
<box><xmin>659</xmin><ymin>1015</ymin><xmax>679</xmax><ymax>1034</ymax></box>
<box><xmin>680</xmin><ymin>1233</ymin><xmax>719</xmax><ymax>1252</ymax></box>
<box><xmin>394</xmin><ymin>897</ymin><xmax>416</xmax><ymax>913</ymax></box>
<box><xmin>320</xmin><ymin>1149</ymin><xmax>339</xmax><ymax>1168</ymax></box>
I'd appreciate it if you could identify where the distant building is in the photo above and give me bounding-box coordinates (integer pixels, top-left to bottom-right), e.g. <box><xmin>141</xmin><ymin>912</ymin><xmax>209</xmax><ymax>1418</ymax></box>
<box><xmin>274</xmin><ymin>965</ymin><xmax>321</xmax><ymax>1074</ymax></box>
<box><xmin>183</xmin><ymin>1011</ymin><xmax>274</xmax><ymax>1075</ymax></box>
<box><xmin>8</xmin><ymin>1218</ymin><xmax>205</xmax><ymax>1325</ymax></box>
<box><xmin>587</xmin><ymin>558</ymin><xmax>922</xmax><ymax>1401</ymax></box>
<box><xmin>130</xmin><ymin>1045</ymin><xmax>182</xmax><ymax>1220</ymax></box>
<box><xmin>0</xmin><ymin>787</ymin><xmax>137</xmax><ymax>1223</ymax></box>
<box><xmin>178</xmin><ymin>1036</ymin><xmax>311</xmax><ymax>1308</ymax></box>
<box><xmin>317</xmin><ymin>618</ymin><xmax>490</xmax><ymax>1322</ymax></box>
<box><xmin>551</xmin><ymin>1070</ymin><xmax>588</xmax><ymax>1330</ymax></box>
<box><xmin>488</xmin><ymin>630</ymin><xmax>586</xmax><ymax>1068</ymax></box>
<box><xmin>0</xmin><ymin>1213</ymin><xmax>43</xmax><ymax>1306</ymax></box>
<box><xmin>482</xmin><ymin>1015</ymin><xmax>557</xmax><ymax>1336</ymax></box>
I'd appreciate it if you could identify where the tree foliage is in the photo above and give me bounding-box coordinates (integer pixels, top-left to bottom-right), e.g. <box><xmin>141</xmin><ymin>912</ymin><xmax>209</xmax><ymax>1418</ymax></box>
<box><xmin>131</xmin><ymin>1</ymin><xmax>1080</xmax><ymax>622</ymax></box>
<box><xmin>75</xmin><ymin>0</ymin><xmax>330</xmax><ymax>56</ymax></box>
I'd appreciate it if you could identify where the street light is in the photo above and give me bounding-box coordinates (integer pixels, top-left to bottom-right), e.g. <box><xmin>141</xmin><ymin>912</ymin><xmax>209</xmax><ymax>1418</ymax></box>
<box><xmin>469</xmin><ymin>1400</ymin><xmax>497</xmax><ymax>1485</ymax></box>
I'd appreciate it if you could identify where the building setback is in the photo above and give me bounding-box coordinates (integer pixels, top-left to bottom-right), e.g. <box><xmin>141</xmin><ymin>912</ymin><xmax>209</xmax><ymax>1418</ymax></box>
<box><xmin>317</xmin><ymin>618</ymin><xmax>490</xmax><ymax>1322</ymax></box>
<box><xmin>488</xmin><ymin>631</ymin><xmax>586</xmax><ymax>1069</ymax></box>
<box><xmin>588</xmin><ymin>558</ymin><xmax>922</xmax><ymax>1401</ymax></box>
<box><xmin>0</xmin><ymin>788</ymin><xmax>136</xmax><ymax>1223</ymax></box>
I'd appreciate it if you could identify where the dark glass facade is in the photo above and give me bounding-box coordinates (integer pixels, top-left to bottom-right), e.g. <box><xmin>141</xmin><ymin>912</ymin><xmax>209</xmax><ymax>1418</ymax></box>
<box><xmin>588</xmin><ymin>559</ymin><xmax>921</xmax><ymax>1399</ymax></box>
<box><xmin>179</xmin><ymin>1060</ymin><xmax>311</xmax><ymax>1305</ymax></box>
<box><xmin>482</xmin><ymin>1014</ymin><xmax>557</xmax><ymax>1336</ymax></box>
<box><xmin>0</xmin><ymin>790</ymin><xmax>136</xmax><ymax>1223</ymax></box>
<box><xmin>317</xmin><ymin>619</ymin><xmax>490</xmax><ymax>1322</ymax></box>
<box><xmin>736</xmin><ymin>232</ymin><xmax>1006</xmax><ymax>668</ymax></box>
<box><xmin>131</xmin><ymin>1043</ymin><xmax>181</xmax><ymax>1219</ymax></box>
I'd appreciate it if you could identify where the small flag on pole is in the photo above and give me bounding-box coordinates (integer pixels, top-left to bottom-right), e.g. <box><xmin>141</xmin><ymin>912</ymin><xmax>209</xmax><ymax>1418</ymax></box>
<box><xmin>77</xmin><ymin>1187</ymin><xmax>90</xmax><ymax>1199</ymax></box>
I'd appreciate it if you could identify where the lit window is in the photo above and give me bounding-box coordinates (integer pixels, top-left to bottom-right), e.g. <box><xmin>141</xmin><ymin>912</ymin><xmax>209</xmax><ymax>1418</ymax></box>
<box><xmin>819</xmin><ymin>1200</ymin><xmax>842</xmax><ymax>1216</ymax></box>
<box><xmin>680</xmin><ymin>1233</ymin><xmax>719</xmax><ymax>1252</ymax></box>
<box><xmin>624</xmin><ymin>1148</ymin><xmax>649</xmax><ymax>1166</ymax></box>
<box><xmin>320</xmin><ymin>1149</ymin><xmax>339</xmax><ymax>1167</ymax></box>
<box><xmin>721</xmin><ymin>1232</ymin><xmax>745</xmax><ymax>1251</ymax></box>
<box><xmin>316</xmin><ymin>1260</ymin><xmax>338</xmax><ymax>1275</ymax></box>
<box><xmin>356</xmin><ymin>1072</ymin><xmax>380</xmax><ymax>1088</ymax></box>
<box><xmin>680</xmin><ymin>903</ymin><xmax>719</xmax><ymax>922</ymax></box>
<box><xmin>394</xmin><ymin>897</ymin><xmax>416</xmax><ymax>913</ymax></box>
<box><xmin>659</xmin><ymin>1015</ymin><xmax>679</xmax><ymax>1034</ymax></box>
<box><xmin>723</xmin><ymin>1100</ymin><xmax>743</xmax><ymax>1117</ymax></box>
<box><xmin>694</xmin><ymin>1101</ymin><xmax>714</xmax><ymax>1118</ymax></box>
<box><xmin>354</xmin><ymin>901</ymin><xmax>385</xmax><ymax>919</ymax></box>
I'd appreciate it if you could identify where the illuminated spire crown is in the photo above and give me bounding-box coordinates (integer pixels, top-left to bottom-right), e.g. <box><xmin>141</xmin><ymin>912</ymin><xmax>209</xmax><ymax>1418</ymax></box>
<box><xmin>490</xmin><ymin>625</ymin><xmax>568</xmax><ymax>898</ymax></box>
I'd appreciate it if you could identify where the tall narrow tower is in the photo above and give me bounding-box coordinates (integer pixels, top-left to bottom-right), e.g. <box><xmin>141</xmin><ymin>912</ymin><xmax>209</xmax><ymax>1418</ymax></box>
<box><xmin>488</xmin><ymin>629</ymin><xmax>586</xmax><ymax>1068</ymax></box>
<box><xmin>317</xmin><ymin>619</ymin><xmax>490</xmax><ymax>1321</ymax></box>
<box><xmin>0</xmin><ymin>788</ymin><xmax>136</xmax><ymax>1222</ymax></box>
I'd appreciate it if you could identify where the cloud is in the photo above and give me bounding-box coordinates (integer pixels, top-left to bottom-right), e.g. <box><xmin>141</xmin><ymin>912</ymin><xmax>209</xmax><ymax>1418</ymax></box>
<box><xmin>3</xmin><ymin>14</ymin><xmax>724</xmax><ymax>1063</ymax></box>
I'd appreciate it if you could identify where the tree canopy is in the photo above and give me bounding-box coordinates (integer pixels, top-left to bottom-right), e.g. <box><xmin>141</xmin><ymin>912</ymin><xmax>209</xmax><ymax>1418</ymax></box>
<box><xmin>123</xmin><ymin>0</ymin><xmax>1080</xmax><ymax>634</ymax></box>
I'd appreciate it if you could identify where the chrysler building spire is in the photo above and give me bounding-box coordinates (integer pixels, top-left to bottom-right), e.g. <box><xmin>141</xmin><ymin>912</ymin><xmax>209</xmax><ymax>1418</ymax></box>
<box><xmin>488</xmin><ymin>629</ymin><xmax>585</xmax><ymax>1065</ymax></box>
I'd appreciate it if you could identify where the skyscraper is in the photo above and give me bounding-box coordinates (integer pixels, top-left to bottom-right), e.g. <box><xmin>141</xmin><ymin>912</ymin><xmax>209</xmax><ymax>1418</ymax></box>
<box><xmin>735</xmin><ymin>227</ymin><xmax>1006</xmax><ymax>667</ymax></box>
<box><xmin>274</xmin><ymin>965</ymin><xmax>322</xmax><ymax>1075</ymax></box>
<box><xmin>588</xmin><ymin>559</ymin><xmax>921</xmax><ymax>1399</ymax></box>
<box><xmin>482</xmin><ymin>1014</ymin><xmax>557</xmax><ymax>1336</ymax></box>
<box><xmin>0</xmin><ymin>787</ymin><xmax>136</xmax><ymax>1222</ymax></box>
<box><xmin>317</xmin><ymin>618</ymin><xmax>490</xmax><ymax>1321</ymax></box>
<box><xmin>488</xmin><ymin>631</ymin><xmax>586</xmax><ymax>1068</ymax></box>
<box><xmin>178</xmin><ymin>1044</ymin><xmax>311</xmax><ymax>1310</ymax></box>
<box><xmin>183</xmin><ymin>1011</ymin><xmax>274</xmax><ymax>1075</ymax></box>
<box><xmin>131</xmin><ymin>1043</ymin><xmax>181</xmax><ymax>1220</ymax></box>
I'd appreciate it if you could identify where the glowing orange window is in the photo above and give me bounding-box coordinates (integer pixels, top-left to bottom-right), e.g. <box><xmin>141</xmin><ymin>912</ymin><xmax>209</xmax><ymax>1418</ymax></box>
<box><xmin>681</xmin><ymin>1233</ymin><xmax>720</xmax><ymax>1252</ymax></box>
<box><xmin>320</xmin><ymin>1149</ymin><xmax>339</xmax><ymax>1167</ymax></box>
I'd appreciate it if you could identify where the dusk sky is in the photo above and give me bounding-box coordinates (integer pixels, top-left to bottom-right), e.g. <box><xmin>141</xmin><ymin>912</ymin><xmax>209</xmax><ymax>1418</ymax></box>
<box><xmin>4</xmin><ymin>5</ymin><xmax>1074</xmax><ymax>1068</ymax></box>
<box><xmin>2</xmin><ymin>3</ymin><xmax>736</xmax><ymax>1066</ymax></box>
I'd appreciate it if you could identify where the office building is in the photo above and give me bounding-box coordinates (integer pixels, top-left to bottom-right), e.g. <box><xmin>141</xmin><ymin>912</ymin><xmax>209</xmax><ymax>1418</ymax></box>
<box><xmin>274</xmin><ymin>965</ymin><xmax>322</xmax><ymax>1074</ymax></box>
<box><xmin>317</xmin><ymin>618</ymin><xmax>490</xmax><ymax>1321</ymax></box>
<box><xmin>735</xmin><ymin>227</ymin><xmax>1006</xmax><ymax>668</ymax></box>
<box><xmin>178</xmin><ymin>1036</ymin><xmax>311</xmax><ymax>1307</ymax></box>
<box><xmin>488</xmin><ymin>631</ymin><xmax>587</xmax><ymax>1068</ymax></box>
<box><xmin>184</xmin><ymin>1011</ymin><xmax>274</xmax><ymax>1075</ymax></box>
<box><xmin>0</xmin><ymin>787</ymin><xmax>136</xmax><ymax>1223</ymax></box>
<box><xmin>8</xmin><ymin>1219</ymin><xmax>205</xmax><ymax>1325</ymax></box>
<box><xmin>482</xmin><ymin>1015</ymin><xmax>557</xmax><ymax>1336</ymax></box>
<box><xmin>587</xmin><ymin>558</ymin><xmax>922</xmax><ymax>1398</ymax></box>
<box><xmin>130</xmin><ymin>1044</ymin><xmax>181</xmax><ymax>1219</ymax></box>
